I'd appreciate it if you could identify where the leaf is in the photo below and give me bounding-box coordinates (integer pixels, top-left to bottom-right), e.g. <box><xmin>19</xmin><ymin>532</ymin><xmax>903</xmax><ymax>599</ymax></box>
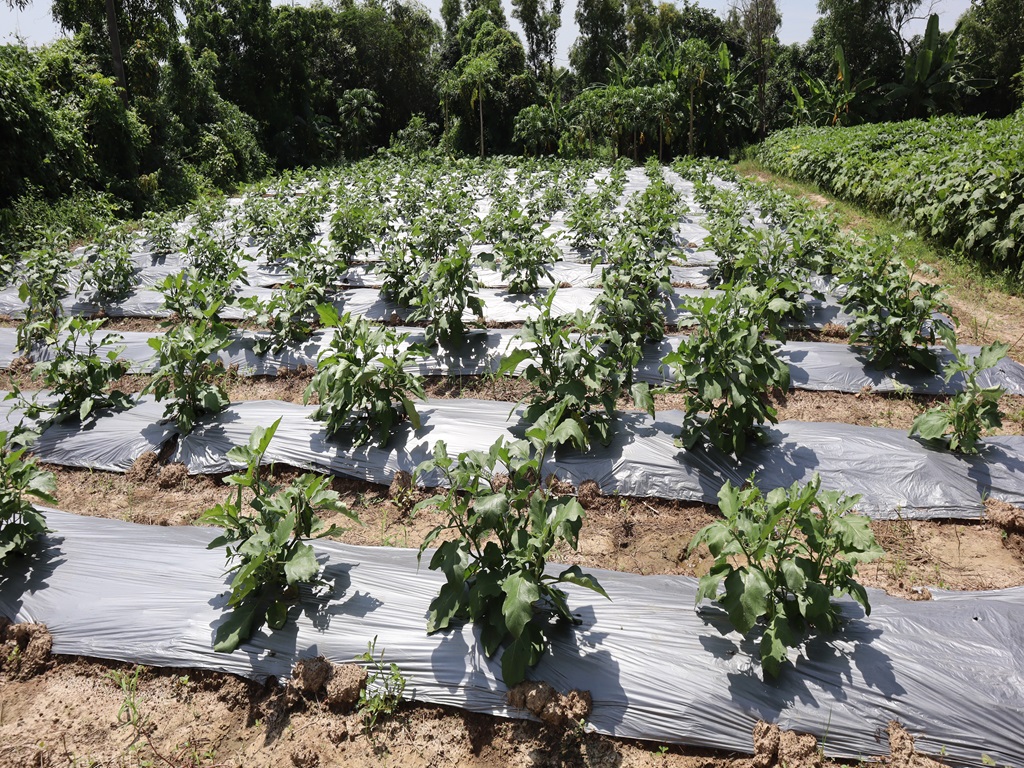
<box><xmin>556</xmin><ymin>565</ymin><xmax>609</xmax><ymax>599</ymax></box>
<box><xmin>501</xmin><ymin>572</ymin><xmax>540</xmax><ymax>638</ymax></box>
<box><xmin>911</xmin><ymin>409</ymin><xmax>950</xmax><ymax>440</ymax></box>
<box><xmin>213</xmin><ymin>598</ymin><xmax>262</xmax><ymax>653</ymax></box>
<box><xmin>720</xmin><ymin>568</ymin><xmax>771</xmax><ymax>634</ymax></box>
<box><xmin>630</xmin><ymin>382</ymin><xmax>654</xmax><ymax>416</ymax></box>
<box><xmin>427</xmin><ymin>580</ymin><xmax>465</xmax><ymax>633</ymax></box>
<box><xmin>284</xmin><ymin>543</ymin><xmax>319</xmax><ymax>585</ymax></box>
<box><xmin>500</xmin><ymin>622</ymin><xmax>544</xmax><ymax>686</ymax></box>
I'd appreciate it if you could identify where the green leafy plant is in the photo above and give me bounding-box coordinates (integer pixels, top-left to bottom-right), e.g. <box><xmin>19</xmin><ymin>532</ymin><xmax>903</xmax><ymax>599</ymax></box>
<box><xmin>500</xmin><ymin>289</ymin><xmax>653</xmax><ymax>450</ymax></box>
<box><xmin>143</xmin><ymin>311</ymin><xmax>230</xmax><ymax>433</ymax></box>
<box><xmin>0</xmin><ymin>430</ymin><xmax>57</xmax><ymax>563</ymax></box>
<box><xmin>242</xmin><ymin>243</ymin><xmax>346</xmax><ymax>355</ymax></box>
<box><xmin>663</xmin><ymin>286</ymin><xmax>790</xmax><ymax>456</ymax></box>
<box><xmin>690</xmin><ymin>474</ymin><xmax>883</xmax><ymax>677</ymax></box>
<box><xmin>414</xmin><ymin>434</ymin><xmax>608</xmax><ymax>686</ymax></box>
<box><xmin>410</xmin><ymin>240</ymin><xmax>484</xmax><ymax>348</ymax></box>
<box><xmin>910</xmin><ymin>326</ymin><xmax>1009</xmax><ymax>453</ymax></box>
<box><xmin>77</xmin><ymin>229</ymin><xmax>138</xmax><ymax>305</ymax></box>
<box><xmin>106</xmin><ymin>665</ymin><xmax>145</xmax><ymax>729</ymax></box>
<box><xmin>840</xmin><ymin>243</ymin><xmax>951</xmax><ymax>372</ymax></box>
<box><xmin>201</xmin><ymin>419</ymin><xmax>358</xmax><ymax>653</ymax></box>
<box><xmin>26</xmin><ymin>317</ymin><xmax>133</xmax><ymax>425</ymax></box>
<box><xmin>16</xmin><ymin>232</ymin><xmax>74</xmax><ymax>353</ymax></box>
<box><xmin>305</xmin><ymin>304</ymin><xmax>427</xmax><ymax>447</ymax></box>
<box><xmin>157</xmin><ymin>267</ymin><xmax>244</xmax><ymax>323</ymax></box>
<box><xmin>357</xmin><ymin>636</ymin><xmax>407</xmax><ymax>737</ymax></box>
<box><xmin>141</xmin><ymin>210</ymin><xmax>182</xmax><ymax>256</ymax></box>
<box><xmin>479</xmin><ymin>205</ymin><xmax>558</xmax><ymax>295</ymax></box>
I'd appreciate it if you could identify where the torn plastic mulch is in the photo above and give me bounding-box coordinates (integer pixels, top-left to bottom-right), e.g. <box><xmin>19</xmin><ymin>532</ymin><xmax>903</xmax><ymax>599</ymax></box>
<box><xmin>1</xmin><ymin>509</ymin><xmax>1020</xmax><ymax>768</ymax></box>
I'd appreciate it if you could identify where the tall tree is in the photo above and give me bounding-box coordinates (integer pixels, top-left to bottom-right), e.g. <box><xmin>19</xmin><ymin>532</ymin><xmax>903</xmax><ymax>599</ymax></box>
<box><xmin>570</xmin><ymin>0</ymin><xmax>627</xmax><ymax>85</ymax></box>
<box><xmin>809</xmin><ymin>0</ymin><xmax>921</xmax><ymax>86</ymax></box>
<box><xmin>512</xmin><ymin>0</ymin><xmax>563</xmax><ymax>80</ymax></box>
<box><xmin>730</xmin><ymin>0</ymin><xmax>780</xmax><ymax>138</ymax></box>
<box><xmin>45</xmin><ymin>0</ymin><xmax>179</xmax><ymax>97</ymax></box>
<box><xmin>958</xmin><ymin>0</ymin><xmax>1024</xmax><ymax>116</ymax></box>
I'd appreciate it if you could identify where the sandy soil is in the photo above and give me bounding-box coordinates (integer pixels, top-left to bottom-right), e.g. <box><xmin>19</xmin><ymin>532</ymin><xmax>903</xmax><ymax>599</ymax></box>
<box><xmin>0</xmin><ymin>625</ymin><xmax>960</xmax><ymax>768</ymax></box>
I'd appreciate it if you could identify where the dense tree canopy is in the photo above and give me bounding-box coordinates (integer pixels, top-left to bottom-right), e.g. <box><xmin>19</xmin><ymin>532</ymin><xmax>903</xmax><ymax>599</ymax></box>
<box><xmin>2</xmin><ymin>0</ymin><xmax>1021</xmax><ymax>237</ymax></box>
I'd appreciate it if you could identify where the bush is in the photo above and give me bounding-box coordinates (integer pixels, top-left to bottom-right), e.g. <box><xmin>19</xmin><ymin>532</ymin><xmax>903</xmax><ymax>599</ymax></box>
<box><xmin>415</xmin><ymin>433</ymin><xmax>607</xmax><ymax>685</ymax></box>
<box><xmin>690</xmin><ymin>474</ymin><xmax>883</xmax><ymax>677</ymax></box>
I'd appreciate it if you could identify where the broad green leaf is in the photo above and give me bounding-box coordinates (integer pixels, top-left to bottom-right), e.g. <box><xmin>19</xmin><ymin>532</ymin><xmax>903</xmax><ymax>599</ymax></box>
<box><xmin>720</xmin><ymin>568</ymin><xmax>770</xmax><ymax>634</ymax></box>
<box><xmin>284</xmin><ymin>543</ymin><xmax>319</xmax><ymax>585</ymax></box>
<box><xmin>556</xmin><ymin>565</ymin><xmax>609</xmax><ymax>599</ymax></box>
<box><xmin>501</xmin><ymin>572</ymin><xmax>540</xmax><ymax>637</ymax></box>
<box><xmin>213</xmin><ymin>598</ymin><xmax>261</xmax><ymax>653</ymax></box>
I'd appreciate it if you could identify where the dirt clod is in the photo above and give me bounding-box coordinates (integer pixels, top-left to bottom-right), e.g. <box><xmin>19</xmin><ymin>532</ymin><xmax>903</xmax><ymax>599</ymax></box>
<box><xmin>576</xmin><ymin>480</ymin><xmax>602</xmax><ymax>509</ymax></box>
<box><xmin>507</xmin><ymin>681</ymin><xmax>592</xmax><ymax>729</ymax></box>
<box><xmin>290</xmin><ymin>746</ymin><xmax>320</xmax><ymax>767</ymax></box>
<box><xmin>157</xmin><ymin>462</ymin><xmax>189</xmax><ymax>489</ymax></box>
<box><xmin>127</xmin><ymin>451</ymin><xmax>160</xmax><ymax>483</ymax></box>
<box><xmin>0</xmin><ymin>619</ymin><xmax>52</xmax><ymax>680</ymax></box>
<box><xmin>888</xmin><ymin>721</ymin><xmax>948</xmax><ymax>768</ymax></box>
<box><xmin>289</xmin><ymin>657</ymin><xmax>366</xmax><ymax>713</ymax></box>
<box><xmin>751</xmin><ymin>722</ymin><xmax>820</xmax><ymax>768</ymax></box>
<box><xmin>986</xmin><ymin>498</ymin><xmax>1024</xmax><ymax>534</ymax></box>
<box><xmin>291</xmin><ymin>657</ymin><xmax>332</xmax><ymax>695</ymax></box>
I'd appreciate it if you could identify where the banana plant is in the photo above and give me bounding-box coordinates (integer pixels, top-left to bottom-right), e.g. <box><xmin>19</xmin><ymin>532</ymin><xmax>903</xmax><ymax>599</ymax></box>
<box><xmin>883</xmin><ymin>14</ymin><xmax>988</xmax><ymax>119</ymax></box>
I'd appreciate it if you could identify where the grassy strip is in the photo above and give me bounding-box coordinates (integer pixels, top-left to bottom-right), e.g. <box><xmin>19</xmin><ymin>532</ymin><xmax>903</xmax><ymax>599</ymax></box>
<box><xmin>735</xmin><ymin>159</ymin><xmax>1024</xmax><ymax>355</ymax></box>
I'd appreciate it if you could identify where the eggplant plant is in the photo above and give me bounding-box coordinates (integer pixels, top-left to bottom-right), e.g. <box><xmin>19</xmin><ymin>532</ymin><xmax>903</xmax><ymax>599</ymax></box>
<box><xmin>691</xmin><ymin>474</ymin><xmax>882</xmax><ymax>677</ymax></box>
<box><xmin>500</xmin><ymin>289</ymin><xmax>653</xmax><ymax>450</ymax></box>
<box><xmin>839</xmin><ymin>242</ymin><xmax>951</xmax><ymax>372</ymax></box>
<box><xmin>306</xmin><ymin>305</ymin><xmax>427</xmax><ymax>446</ymax></box>
<box><xmin>25</xmin><ymin>317</ymin><xmax>133</xmax><ymax>426</ymax></box>
<box><xmin>0</xmin><ymin>430</ymin><xmax>57</xmax><ymax>564</ymax></box>
<box><xmin>415</xmin><ymin>432</ymin><xmax>608</xmax><ymax>686</ymax></box>
<box><xmin>663</xmin><ymin>285</ymin><xmax>790</xmax><ymax>456</ymax></box>
<box><xmin>144</xmin><ymin>308</ymin><xmax>231</xmax><ymax>433</ymax></box>
<box><xmin>201</xmin><ymin>419</ymin><xmax>358</xmax><ymax>653</ymax></box>
<box><xmin>910</xmin><ymin>324</ymin><xmax>1009</xmax><ymax>454</ymax></box>
<box><xmin>77</xmin><ymin>229</ymin><xmax>138</xmax><ymax>305</ymax></box>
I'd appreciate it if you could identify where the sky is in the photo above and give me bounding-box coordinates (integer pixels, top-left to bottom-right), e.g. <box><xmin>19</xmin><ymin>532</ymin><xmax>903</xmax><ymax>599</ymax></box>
<box><xmin>2</xmin><ymin>0</ymin><xmax>973</xmax><ymax>63</ymax></box>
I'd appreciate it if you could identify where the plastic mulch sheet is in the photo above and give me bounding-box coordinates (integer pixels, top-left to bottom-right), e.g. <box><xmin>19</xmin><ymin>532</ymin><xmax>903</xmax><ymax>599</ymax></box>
<box><xmin>9</xmin><ymin>328</ymin><xmax>1019</xmax><ymax>396</ymax></box>
<box><xmin>1</xmin><ymin>509</ymin><xmax>1020</xmax><ymax>767</ymax></box>
<box><xmin>171</xmin><ymin>399</ymin><xmax>1024</xmax><ymax>520</ymax></box>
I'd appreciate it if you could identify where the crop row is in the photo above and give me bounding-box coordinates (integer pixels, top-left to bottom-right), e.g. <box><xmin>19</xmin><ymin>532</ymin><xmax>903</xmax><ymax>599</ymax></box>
<box><xmin>758</xmin><ymin>111</ymin><xmax>1024</xmax><ymax>280</ymax></box>
<box><xmin>3</xmin><ymin>156</ymin><xmax>1014</xmax><ymax>459</ymax></box>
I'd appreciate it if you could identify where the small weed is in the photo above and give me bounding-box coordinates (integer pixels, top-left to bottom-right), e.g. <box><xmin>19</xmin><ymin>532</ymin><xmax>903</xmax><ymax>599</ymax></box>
<box><xmin>357</xmin><ymin>636</ymin><xmax>407</xmax><ymax>740</ymax></box>
<box><xmin>106</xmin><ymin>665</ymin><xmax>145</xmax><ymax>730</ymax></box>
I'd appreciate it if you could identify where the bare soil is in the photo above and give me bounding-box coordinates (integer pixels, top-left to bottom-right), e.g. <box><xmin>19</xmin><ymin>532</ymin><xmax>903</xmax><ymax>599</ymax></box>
<box><xmin>0</xmin><ymin>636</ymin><xmax>967</xmax><ymax>768</ymax></box>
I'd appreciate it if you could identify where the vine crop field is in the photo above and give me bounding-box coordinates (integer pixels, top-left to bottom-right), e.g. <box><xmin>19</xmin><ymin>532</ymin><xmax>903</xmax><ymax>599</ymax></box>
<box><xmin>759</xmin><ymin>112</ymin><xmax>1024</xmax><ymax>281</ymax></box>
<box><xmin>1</xmin><ymin>156</ymin><xmax>1024</xmax><ymax>768</ymax></box>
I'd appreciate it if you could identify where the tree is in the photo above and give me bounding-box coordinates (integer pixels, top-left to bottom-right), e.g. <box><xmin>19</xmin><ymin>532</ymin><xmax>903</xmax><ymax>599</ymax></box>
<box><xmin>447</xmin><ymin>11</ymin><xmax>532</xmax><ymax>156</ymax></box>
<box><xmin>512</xmin><ymin>0</ymin><xmax>563</xmax><ymax>81</ymax></box>
<box><xmin>808</xmin><ymin>0</ymin><xmax>923</xmax><ymax>86</ymax></box>
<box><xmin>678</xmin><ymin>37</ymin><xmax>715</xmax><ymax>156</ymax></box>
<box><xmin>884</xmin><ymin>14</ymin><xmax>986</xmax><ymax>118</ymax></box>
<box><xmin>958</xmin><ymin>0</ymin><xmax>1024</xmax><ymax>116</ymax></box>
<box><xmin>730</xmin><ymin>0</ymin><xmax>780</xmax><ymax>139</ymax></box>
<box><xmin>570</xmin><ymin>0</ymin><xmax>627</xmax><ymax>85</ymax></box>
<box><xmin>338</xmin><ymin>88</ymin><xmax>381</xmax><ymax>157</ymax></box>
